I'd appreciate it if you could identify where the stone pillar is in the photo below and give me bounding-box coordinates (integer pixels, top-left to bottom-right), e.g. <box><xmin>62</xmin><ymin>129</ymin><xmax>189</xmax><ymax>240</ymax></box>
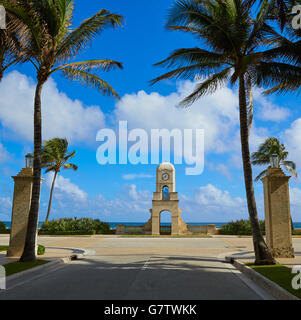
<box><xmin>261</xmin><ymin>167</ymin><xmax>294</xmax><ymax>258</ymax></box>
<box><xmin>171</xmin><ymin>212</ymin><xmax>179</xmax><ymax>235</ymax></box>
<box><xmin>207</xmin><ymin>225</ymin><xmax>217</xmax><ymax>235</ymax></box>
<box><xmin>7</xmin><ymin>168</ymin><xmax>40</xmax><ymax>257</ymax></box>
<box><xmin>151</xmin><ymin>209</ymin><xmax>160</xmax><ymax>235</ymax></box>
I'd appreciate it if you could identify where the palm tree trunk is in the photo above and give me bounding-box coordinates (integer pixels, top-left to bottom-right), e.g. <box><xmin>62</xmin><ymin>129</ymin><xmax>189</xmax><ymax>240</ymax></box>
<box><xmin>20</xmin><ymin>79</ymin><xmax>45</xmax><ymax>262</ymax></box>
<box><xmin>0</xmin><ymin>63</ymin><xmax>4</xmax><ymax>81</ymax></box>
<box><xmin>0</xmin><ymin>51</ymin><xmax>4</xmax><ymax>81</ymax></box>
<box><xmin>239</xmin><ymin>75</ymin><xmax>275</xmax><ymax>265</ymax></box>
<box><xmin>45</xmin><ymin>171</ymin><xmax>58</xmax><ymax>223</ymax></box>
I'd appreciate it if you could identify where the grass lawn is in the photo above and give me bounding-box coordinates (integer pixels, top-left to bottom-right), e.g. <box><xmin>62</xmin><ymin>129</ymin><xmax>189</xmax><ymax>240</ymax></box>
<box><xmin>247</xmin><ymin>263</ymin><xmax>301</xmax><ymax>299</ymax></box>
<box><xmin>3</xmin><ymin>260</ymin><xmax>49</xmax><ymax>277</ymax></box>
<box><xmin>0</xmin><ymin>245</ymin><xmax>8</xmax><ymax>252</ymax></box>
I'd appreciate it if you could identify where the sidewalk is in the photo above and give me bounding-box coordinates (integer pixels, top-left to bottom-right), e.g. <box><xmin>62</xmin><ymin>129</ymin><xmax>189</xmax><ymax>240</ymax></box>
<box><xmin>0</xmin><ymin>247</ymin><xmax>81</xmax><ymax>265</ymax></box>
<box><xmin>217</xmin><ymin>235</ymin><xmax>301</xmax><ymax>267</ymax></box>
<box><xmin>0</xmin><ymin>234</ymin><xmax>103</xmax><ymax>266</ymax></box>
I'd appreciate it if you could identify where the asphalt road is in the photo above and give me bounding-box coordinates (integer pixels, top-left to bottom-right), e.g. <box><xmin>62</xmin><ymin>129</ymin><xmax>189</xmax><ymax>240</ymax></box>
<box><xmin>0</xmin><ymin>237</ymin><xmax>274</xmax><ymax>300</ymax></box>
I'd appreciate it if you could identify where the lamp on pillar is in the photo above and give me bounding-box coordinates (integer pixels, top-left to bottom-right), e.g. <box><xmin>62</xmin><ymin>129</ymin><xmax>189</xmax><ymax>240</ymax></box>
<box><xmin>270</xmin><ymin>153</ymin><xmax>279</xmax><ymax>168</ymax></box>
<box><xmin>25</xmin><ymin>153</ymin><xmax>34</xmax><ymax>169</ymax></box>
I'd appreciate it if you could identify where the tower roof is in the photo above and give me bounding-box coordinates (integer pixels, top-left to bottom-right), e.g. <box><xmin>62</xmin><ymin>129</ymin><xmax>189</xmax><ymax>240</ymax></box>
<box><xmin>157</xmin><ymin>162</ymin><xmax>175</xmax><ymax>171</ymax></box>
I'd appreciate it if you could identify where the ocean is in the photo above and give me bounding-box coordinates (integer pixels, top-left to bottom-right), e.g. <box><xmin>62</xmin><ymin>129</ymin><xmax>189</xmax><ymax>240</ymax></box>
<box><xmin>3</xmin><ymin>221</ymin><xmax>301</xmax><ymax>230</ymax></box>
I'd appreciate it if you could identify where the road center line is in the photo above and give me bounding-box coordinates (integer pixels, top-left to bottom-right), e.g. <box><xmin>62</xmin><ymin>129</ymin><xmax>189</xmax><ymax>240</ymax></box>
<box><xmin>142</xmin><ymin>257</ymin><xmax>152</xmax><ymax>271</ymax></box>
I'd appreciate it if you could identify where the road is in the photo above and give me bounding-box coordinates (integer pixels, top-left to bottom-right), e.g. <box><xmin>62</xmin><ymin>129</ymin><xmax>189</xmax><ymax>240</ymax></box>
<box><xmin>0</xmin><ymin>236</ymin><xmax>274</xmax><ymax>300</ymax></box>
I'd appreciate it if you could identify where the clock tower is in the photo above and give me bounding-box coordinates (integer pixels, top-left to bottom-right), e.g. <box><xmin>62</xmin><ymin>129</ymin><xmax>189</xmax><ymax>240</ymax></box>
<box><xmin>148</xmin><ymin>162</ymin><xmax>188</xmax><ymax>235</ymax></box>
<box><xmin>156</xmin><ymin>162</ymin><xmax>176</xmax><ymax>195</ymax></box>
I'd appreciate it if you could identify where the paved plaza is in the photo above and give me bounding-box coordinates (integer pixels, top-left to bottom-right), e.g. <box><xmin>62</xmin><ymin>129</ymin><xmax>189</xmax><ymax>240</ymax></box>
<box><xmin>0</xmin><ymin>235</ymin><xmax>301</xmax><ymax>300</ymax></box>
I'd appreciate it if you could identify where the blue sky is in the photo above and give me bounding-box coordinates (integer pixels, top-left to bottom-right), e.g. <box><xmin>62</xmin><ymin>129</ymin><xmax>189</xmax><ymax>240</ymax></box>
<box><xmin>1</xmin><ymin>0</ymin><xmax>301</xmax><ymax>224</ymax></box>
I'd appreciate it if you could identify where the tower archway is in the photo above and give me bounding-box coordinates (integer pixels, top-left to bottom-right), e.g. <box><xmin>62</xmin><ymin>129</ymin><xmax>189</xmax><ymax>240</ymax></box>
<box><xmin>160</xmin><ymin>210</ymin><xmax>172</xmax><ymax>235</ymax></box>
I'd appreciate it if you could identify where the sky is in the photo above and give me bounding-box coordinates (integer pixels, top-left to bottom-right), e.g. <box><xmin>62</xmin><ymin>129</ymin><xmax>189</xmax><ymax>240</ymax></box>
<box><xmin>1</xmin><ymin>0</ymin><xmax>301</xmax><ymax>224</ymax></box>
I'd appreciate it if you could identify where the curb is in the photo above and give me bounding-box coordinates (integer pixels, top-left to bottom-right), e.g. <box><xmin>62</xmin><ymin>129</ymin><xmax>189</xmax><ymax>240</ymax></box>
<box><xmin>4</xmin><ymin>247</ymin><xmax>92</xmax><ymax>282</ymax></box>
<box><xmin>226</xmin><ymin>256</ymin><xmax>300</xmax><ymax>300</ymax></box>
<box><xmin>5</xmin><ymin>258</ymin><xmax>66</xmax><ymax>282</ymax></box>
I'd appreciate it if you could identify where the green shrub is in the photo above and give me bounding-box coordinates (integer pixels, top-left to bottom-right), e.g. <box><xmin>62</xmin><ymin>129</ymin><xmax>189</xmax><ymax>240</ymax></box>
<box><xmin>0</xmin><ymin>221</ymin><xmax>6</xmax><ymax>232</ymax></box>
<box><xmin>0</xmin><ymin>222</ymin><xmax>9</xmax><ymax>234</ymax></box>
<box><xmin>219</xmin><ymin>219</ymin><xmax>265</xmax><ymax>235</ymax></box>
<box><xmin>39</xmin><ymin>230</ymin><xmax>96</xmax><ymax>236</ymax></box>
<box><xmin>39</xmin><ymin>218</ymin><xmax>112</xmax><ymax>235</ymax></box>
<box><xmin>293</xmin><ymin>230</ymin><xmax>301</xmax><ymax>236</ymax></box>
<box><xmin>37</xmin><ymin>245</ymin><xmax>45</xmax><ymax>255</ymax></box>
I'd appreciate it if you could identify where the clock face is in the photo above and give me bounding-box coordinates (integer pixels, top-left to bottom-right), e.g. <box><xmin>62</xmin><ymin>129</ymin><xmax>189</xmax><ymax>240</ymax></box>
<box><xmin>162</xmin><ymin>173</ymin><xmax>169</xmax><ymax>181</ymax></box>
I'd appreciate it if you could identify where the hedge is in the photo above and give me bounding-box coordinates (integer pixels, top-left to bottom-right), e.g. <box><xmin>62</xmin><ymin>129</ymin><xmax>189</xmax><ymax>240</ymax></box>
<box><xmin>219</xmin><ymin>219</ymin><xmax>265</xmax><ymax>235</ymax></box>
<box><xmin>39</xmin><ymin>218</ymin><xmax>113</xmax><ymax>235</ymax></box>
<box><xmin>39</xmin><ymin>230</ymin><xmax>96</xmax><ymax>236</ymax></box>
<box><xmin>0</xmin><ymin>222</ymin><xmax>10</xmax><ymax>234</ymax></box>
<box><xmin>293</xmin><ymin>230</ymin><xmax>301</xmax><ymax>236</ymax></box>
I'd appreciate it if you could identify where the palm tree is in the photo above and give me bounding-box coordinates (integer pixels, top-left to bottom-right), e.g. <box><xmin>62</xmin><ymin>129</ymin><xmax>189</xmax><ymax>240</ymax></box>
<box><xmin>0</xmin><ymin>6</ymin><xmax>27</xmax><ymax>81</ymax></box>
<box><xmin>42</xmin><ymin>138</ymin><xmax>78</xmax><ymax>223</ymax></box>
<box><xmin>247</xmin><ymin>0</ymin><xmax>298</xmax><ymax>30</ymax></box>
<box><xmin>260</xmin><ymin>1</ymin><xmax>301</xmax><ymax>95</ymax></box>
<box><xmin>251</xmin><ymin>137</ymin><xmax>298</xmax><ymax>181</ymax></box>
<box><xmin>150</xmin><ymin>0</ymin><xmax>301</xmax><ymax>264</ymax></box>
<box><xmin>3</xmin><ymin>0</ymin><xmax>123</xmax><ymax>262</ymax></box>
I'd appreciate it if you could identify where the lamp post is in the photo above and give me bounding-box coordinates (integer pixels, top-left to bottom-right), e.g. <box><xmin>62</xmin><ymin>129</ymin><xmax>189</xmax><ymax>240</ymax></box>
<box><xmin>25</xmin><ymin>153</ymin><xmax>34</xmax><ymax>169</ymax></box>
<box><xmin>270</xmin><ymin>153</ymin><xmax>279</xmax><ymax>168</ymax></box>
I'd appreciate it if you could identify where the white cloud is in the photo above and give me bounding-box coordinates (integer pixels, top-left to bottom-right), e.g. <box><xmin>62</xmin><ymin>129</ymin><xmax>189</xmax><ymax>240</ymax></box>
<box><xmin>0</xmin><ymin>71</ymin><xmax>105</xmax><ymax>144</ymax></box>
<box><xmin>253</xmin><ymin>90</ymin><xmax>290</xmax><ymax>122</ymax></box>
<box><xmin>180</xmin><ymin>184</ymin><xmax>247</xmax><ymax>221</ymax></box>
<box><xmin>122</xmin><ymin>173</ymin><xmax>154</xmax><ymax>180</ymax></box>
<box><xmin>194</xmin><ymin>184</ymin><xmax>244</xmax><ymax>208</ymax></box>
<box><xmin>64</xmin><ymin>184</ymin><xmax>153</xmax><ymax>221</ymax></box>
<box><xmin>115</xmin><ymin>80</ymin><xmax>239</xmax><ymax>154</ymax></box>
<box><xmin>46</xmin><ymin>173</ymin><xmax>88</xmax><ymax>202</ymax></box>
<box><xmin>114</xmin><ymin>81</ymin><xmax>278</xmax><ymax>162</ymax></box>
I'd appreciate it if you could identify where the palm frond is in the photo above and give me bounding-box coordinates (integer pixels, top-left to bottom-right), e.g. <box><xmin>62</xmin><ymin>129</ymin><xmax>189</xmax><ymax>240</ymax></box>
<box><xmin>180</xmin><ymin>67</ymin><xmax>232</xmax><ymax>106</ymax></box>
<box><xmin>253</xmin><ymin>62</ymin><xmax>301</xmax><ymax>94</ymax></box>
<box><xmin>53</xmin><ymin>59</ymin><xmax>123</xmax><ymax>74</ymax></box>
<box><xmin>63</xmin><ymin>163</ymin><xmax>78</xmax><ymax>170</ymax></box>
<box><xmin>255</xmin><ymin>169</ymin><xmax>268</xmax><ymax>181</ymax></box>
<box><xmin>154</xmin><ymin>48</ymin><xmax>228</xmax><ymax>69</ymax></box>
<box><xmin>282</xmin><ymin>164</ymin><xmax>298</xmax><ymax>177</ymax></box>
<box><xmin>56</xmin><ymin>9</ymin><xmax>123</xmax><ymax>61</ymax></box>
<box><xmin>61</xmin><ymin>68</ymin><xmax>120</xmax><ymax>99</ymax></box>
<box><xmin>151</xmin><ymin>62</ymin><xmax>224</xmax><ymax>84</ymax></box>
<box><xmin>282</xmin><ymin>160</ymin><xmax>297</xmax><ymax>170</ymax></box>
